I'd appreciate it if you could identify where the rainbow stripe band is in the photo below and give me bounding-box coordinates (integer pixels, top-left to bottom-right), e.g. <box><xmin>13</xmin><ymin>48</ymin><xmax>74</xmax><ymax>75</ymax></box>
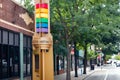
<box><xmin>35</xmin><ymin>3</ymin><xmax>48</xmax><ymax>33</ymax></box>
<box><xmin>36</xmin><ymin>28</ymin><xmax>48</xmax><ymax>33</ymax></box>
<box><xmin>36</xmin><ymin>18</ymin><xmax>48</xmax><ymax>23</ymax></box>
<box><xmin>36</xmin><ymin>13</ymin><xmax>48</xmax><ymax>18</ymax></box>
<box><xmin>36</xmin><ymin>3</ymin><xmax>48</xmax><ymax>9</ymax></box>
<box><xmin>36</xmin><ymin>8</ymin><xmax>48</xmax><ymax>13</ymax></box>
<box><xmin>36</xmin><ymin>23</ymin><xmax>48</xmax><ymax>28</ymax></box>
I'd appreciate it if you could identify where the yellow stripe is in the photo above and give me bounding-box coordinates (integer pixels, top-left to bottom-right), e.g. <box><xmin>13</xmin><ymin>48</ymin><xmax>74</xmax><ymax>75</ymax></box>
<box><xmin>36</xmin><ymin>14</ymin><xmax>40</xmax><ymax>18</ymax></box>
<box><xmin>35</xmin><ymin>9</ymin><xmax>40</xmax><ymax>13</ymax></box>
<box><xmin>41</xmin><ymin>13</ymin><xmax>48</xmax><ymax>18</ymax></box>
<box><xmin>36</xmin><ymin>13</ymin><xmax>48</xmax><ymax>18</ymax></box>
<box><xmin>35</xmin><ymin>8</ymin><xmax>48</xmax><ymax>13</ymax></box>
<box><xmin>41</xmin><ymin>8</ymin><xmax>48</xmax><ymax>13</ymax></box>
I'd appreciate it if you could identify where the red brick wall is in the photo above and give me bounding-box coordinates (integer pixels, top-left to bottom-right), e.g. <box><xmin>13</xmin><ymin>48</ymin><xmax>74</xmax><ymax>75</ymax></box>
<box><xmin>0</xmin><ymin>0</ymin><xmax>34</xmax><ymax>32</ymax></box>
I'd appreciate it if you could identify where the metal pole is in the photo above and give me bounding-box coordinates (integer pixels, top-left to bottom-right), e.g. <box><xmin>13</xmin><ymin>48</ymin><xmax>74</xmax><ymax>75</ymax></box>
<box><xmin>20</xmin><ymin>33</ymin><xmax>24</xmax><ymax>80</ymax></box>
<box><xmin>100</xmin><ymin>53</ymin><xmax>102</xmax><ymax>70</ymax></box>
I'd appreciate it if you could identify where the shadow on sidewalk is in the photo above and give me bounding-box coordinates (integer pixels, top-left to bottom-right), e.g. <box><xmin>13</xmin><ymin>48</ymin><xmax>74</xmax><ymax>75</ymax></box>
<box><xmin>54</xmin><ymin>67</ymin><xmax>98</xmax><ymax>80</ymax></box>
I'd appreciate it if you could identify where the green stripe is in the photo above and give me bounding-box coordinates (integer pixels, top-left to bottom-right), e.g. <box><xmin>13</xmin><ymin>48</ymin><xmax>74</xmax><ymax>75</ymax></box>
<box><xmin>36</xmin><ymin>18</ymin><xmax>48</xmax><ymax>22</ymax></box>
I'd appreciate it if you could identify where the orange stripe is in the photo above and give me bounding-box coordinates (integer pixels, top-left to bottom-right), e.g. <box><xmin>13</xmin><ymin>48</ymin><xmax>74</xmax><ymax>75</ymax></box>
<box><xmin>35</xmin><ymin>8</ymin><xmax>48</xmax><ymax>13</ymax></box>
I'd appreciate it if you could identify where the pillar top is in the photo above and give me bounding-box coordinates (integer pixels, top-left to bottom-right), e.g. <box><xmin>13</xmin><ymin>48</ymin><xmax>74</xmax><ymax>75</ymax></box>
<box><xmin>35</xmin><ymin>0</ymin><xmax>49</xmax><ymax>3</ymax></box>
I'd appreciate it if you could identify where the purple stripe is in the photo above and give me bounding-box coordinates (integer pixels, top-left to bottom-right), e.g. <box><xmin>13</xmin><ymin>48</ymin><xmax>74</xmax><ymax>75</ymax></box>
<box><xmin>36</xmin><ymin>28</ymin><xmax>48</xmax><ymax>32</ymax></box>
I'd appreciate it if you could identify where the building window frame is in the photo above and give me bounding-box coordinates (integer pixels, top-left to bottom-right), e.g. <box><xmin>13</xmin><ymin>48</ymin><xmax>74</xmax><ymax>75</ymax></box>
<box><xmin>23</xmin><ymin>35</ymin><xmax>32</xmax><ymax>77</ymax></box>
<box><xmin>0</xmin><ymin>30</ymin><xmax>1</xmax><ymax>43</ymax></box>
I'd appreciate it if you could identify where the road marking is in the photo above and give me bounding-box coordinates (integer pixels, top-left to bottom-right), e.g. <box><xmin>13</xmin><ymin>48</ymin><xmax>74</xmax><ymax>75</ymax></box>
<box><xmin>104</xmin><ymin>70</ymin><xmax>109</xmax><ymax>80</ymax></box>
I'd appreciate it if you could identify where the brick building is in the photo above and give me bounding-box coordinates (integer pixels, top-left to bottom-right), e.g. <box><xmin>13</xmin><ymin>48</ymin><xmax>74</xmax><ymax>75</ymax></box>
<box><xmin>0</xmin><ymin>0</ymin><xmax>34</xmax><ymax>79</ymax></box>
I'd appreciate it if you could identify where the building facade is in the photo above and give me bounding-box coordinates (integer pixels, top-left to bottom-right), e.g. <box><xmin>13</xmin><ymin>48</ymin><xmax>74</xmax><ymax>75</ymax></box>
<box><xmin>0</xmin><ymin>0</ymin><xmax>34</xmax><ymax>79</ymax></box>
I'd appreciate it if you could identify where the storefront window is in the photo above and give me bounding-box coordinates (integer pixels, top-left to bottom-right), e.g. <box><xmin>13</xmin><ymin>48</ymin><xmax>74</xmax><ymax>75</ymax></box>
<box><xmin>0</xmin><ymin>28</ymin><xmax>32</xmax><ymax>79</ymax></box>
<box><xmin>2</xmin><ymin>45</ymin><xmax>8</xmax><ymax>78</ymax></box>
<box><xmin>28</xmin><ymin>37</ymin><xmax>32</xmax><ymax>48</ymax></box>
<box><xmin>59</xmin><ymin>58</ymin><xmax>64</xmax><ymax>70</ymax></box>
<box><xmin>23</xmin><ymin>36</ymin><xmax>27</xmax><ymax>47</ymax></box>
<box><xmin>23</xmin><ymin>36</ymin><xmax>32</xmax><ymax>76</ymax></box>
<box><xmin>15</xmin><ymin>34</ymin><xmax>19</xmax><ymax>46</ymax></box>
<box><xmin>14</xmin><ymin>47</ymin><xmax>19</xmax><ymax>76</ymax></box>
<box><xmin>9</xmin><ymin>32</ymin><xmax>14</xmax><ymax>45</ymax></box>
<box><xmin>2</xmin><ymin>30</ymin><xmax>8</xmax><ymax>44</ymax></box>
<box><xmin>27</xmin><ymin>48</ymin><xmax>31</xmax><ymax>75</ymax></box>
<box><xmin>0</xmin><ymin>30</ymin><xmax>1</xmax><ymax>43</ymax></box>
<box><xmin>23</xmin><ymin>48</ymin><xmax>27</xmax><ymax>76</ymax></box>
<box><xmin>0</xmin><ymin>44</ymin><xmax>2</xmax><ymax>79</ymax></box>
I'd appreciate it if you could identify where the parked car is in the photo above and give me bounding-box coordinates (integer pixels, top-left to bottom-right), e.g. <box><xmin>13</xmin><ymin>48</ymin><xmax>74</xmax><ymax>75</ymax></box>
<box><xmin>114</xmin><ymin>60</ymin><xmax>120</xmax><ymax>67</ymax></box>
<box><xmin>106</xmin><ymin>60</ymin><xmax>112</xmax><ymax>64</ymax></box>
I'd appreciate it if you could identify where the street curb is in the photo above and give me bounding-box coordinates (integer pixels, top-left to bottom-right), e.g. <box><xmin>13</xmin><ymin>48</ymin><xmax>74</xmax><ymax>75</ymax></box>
<box><xmin>82</xmin><ymin>71</ymin><xmax>96</xmax><ymax>80</ymax></box>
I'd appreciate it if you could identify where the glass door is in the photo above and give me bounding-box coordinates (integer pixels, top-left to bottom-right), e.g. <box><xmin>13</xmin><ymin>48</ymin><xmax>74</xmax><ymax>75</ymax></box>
<box><xmin>13</xmin><ymin>47</ymin><xmax>19</xmax><ymax>77</ymax></box>
<box><xmin>0</xmin><ymin>44</ymin><xmax>2</xmax><ymax>79</ymax></box>
<box><xmin>8</xmin><ymin>46</ymin><xmax>19</xmax><ymax>77</ymax></box>
<box><xmin>8</xmin><ymin>46</ymin><xmax>14</xmax><ymax>77</ymax></box>
<box><xmin>2</xmin><ymin>45</ymin><xmax>8</xmax><ymax>78</ymax></box>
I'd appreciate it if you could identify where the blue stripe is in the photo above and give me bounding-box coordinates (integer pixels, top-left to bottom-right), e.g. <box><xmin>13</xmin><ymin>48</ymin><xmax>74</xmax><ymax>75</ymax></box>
<box><xmin>36</xmin><ymin>23</ymin><xmax>41</xmax><ymax>28</ymax></box>
<box><xmin>41</xmin><ymin>23</ymin><xmax>48</xmax><ymax>28</ymax></box>
<box><xmin>36</xmin><ymin>23</ymin><xmax>48</xmax><ymax>28</ymax></box>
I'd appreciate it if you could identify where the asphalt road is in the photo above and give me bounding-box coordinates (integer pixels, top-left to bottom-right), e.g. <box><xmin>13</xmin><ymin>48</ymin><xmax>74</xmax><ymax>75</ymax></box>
<box><xmin>84</xmin><ymin>64</ymin><xmax>120</xmax><ymax>80</ymax></box>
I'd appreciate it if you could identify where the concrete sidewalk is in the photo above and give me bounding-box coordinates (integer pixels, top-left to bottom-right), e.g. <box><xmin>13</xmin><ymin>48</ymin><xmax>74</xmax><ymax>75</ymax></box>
<box><xmin>5</xmin><ymin>66</ymin><xmax>102</xmax><ymax>80</ymax></box>
<box><xmin>54</xmin><ymin>66</ymin><xmax>101</xmax><ymax>80</ymax></box>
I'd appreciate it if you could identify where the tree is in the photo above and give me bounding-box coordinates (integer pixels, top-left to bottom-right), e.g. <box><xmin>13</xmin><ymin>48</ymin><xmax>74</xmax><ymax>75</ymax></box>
<box><xmin>18</xmin><ymin>0</ymin><xmax>34</xmax><ymax>15</ymax></box>
<box><xmin>74</xmin><ymin>0</ymin><xmax>120</xmax><ymax>74</ymax></box>
<box><xmin>88</xmin><ymin>50</ymin><xmax>96</xmax><ymax>60</ymax></box>
<box><xmin>24</xmin><ymin>0</ymin><xmax>34</xmax><ymax>15</ymax></box>
<box><xmin>50</xmin><ymin>0</ymin><xmax>120</xmax><ymax>78</ymax></box>
<box><xmin>50</xmin><ymin>0</ymin><xmax>86</xmax><ymax>79</ymax></box>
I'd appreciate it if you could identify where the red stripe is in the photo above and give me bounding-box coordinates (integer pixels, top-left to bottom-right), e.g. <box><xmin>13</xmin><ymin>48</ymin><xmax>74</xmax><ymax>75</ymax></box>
<box><xmin>36</xmin><ymin>4</ymin><xmax>40</xmax><ymax>9</ymax></box>
<box><xmin>40</xmin><ymin>3</ymin><xmax>48</xmax><ymax>9</ymax></box>
<box><xmin>36</xmin><ymin>3</ymin><xmax>48</xmax><ymax>9</ymax></box>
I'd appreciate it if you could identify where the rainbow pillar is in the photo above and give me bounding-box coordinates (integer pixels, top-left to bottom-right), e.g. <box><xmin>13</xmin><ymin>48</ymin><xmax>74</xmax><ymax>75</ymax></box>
<box><xmin>35</xmin><ymin>3</ymin><xmax>49</xmax><ymax>33</ymax></box>
<box><xmin>32</xmin><ymin>0</ymin><xmax>54</xmax><ymax>80</ymax></box>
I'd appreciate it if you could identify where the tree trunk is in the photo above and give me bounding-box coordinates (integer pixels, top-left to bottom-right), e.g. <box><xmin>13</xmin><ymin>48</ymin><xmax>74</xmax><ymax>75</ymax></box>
<box><xmin>63</xmin><ymin>56</ymin><xmax>65</xmax><ymax>70</ymax></box>
<box><xmin>66</xmin><ymin>41</ymin><xmax>71</xmax><ymax>80</ymax></box>
<box><xmin>74</xmin><ymin>43</ymin><xmax>78</xmax><ymax>77</ymax></box>
<box><xmin>71</xmin><ymin>55</ymin><xmax>73</xmax><ymax>71</ymax></box>
<box><xmin>83</xmin><ymin>43</ymin><xmax>87</xmax><ymax>74</ymax></box>
<box><xmin>57</xmin><ymin>56</ymin><xmax>59</xmax><ymax>75</ymax></box>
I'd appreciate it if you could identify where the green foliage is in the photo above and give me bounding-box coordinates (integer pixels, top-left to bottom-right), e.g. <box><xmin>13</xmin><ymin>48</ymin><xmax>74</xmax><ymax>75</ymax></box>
<box><xmin>88</xmin><ymin>50</ymin><xmax>97</xmax><ymax>60</ymax></box>
<box><xmin>51</xmin><ymin>0</ymin><xmax>120</xmax><ymax>48</ymax></box>
<box><xmin>115</xmin><ymin>55</ymin><xmax>120</xmax><ymax>60</ymax></box>
<box><xmin>50</xmin><ymin>0</ymin><xmax>120</xmax><ymax>75</ymax></box>
<box><xmin>105</xmin><ymin>55</ymin><xmax>112</xmax><ymax>61</ymax></box>
<box><xmin>23</xmin><ymin>0</ymin><xmax>34</xmax><ymax>15</ymax></box>
<box><xmin>53</xmin><ymin>39</ymin><xmax>67</xmax><ymax>56</ymax></box>
<box><xmin>102</xmin><ymin>43</ymin><xmax>119</xmax><ymax>54</ymax></box>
